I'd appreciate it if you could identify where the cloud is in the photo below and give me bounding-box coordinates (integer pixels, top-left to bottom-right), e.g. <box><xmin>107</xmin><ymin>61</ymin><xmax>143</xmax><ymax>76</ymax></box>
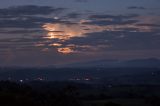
<box><xmin>0</xmin><ymin>37</ymin><xmax>48</xmax><ymax>54</ymax></box>
<box><xmin>82</xmin><ymin>19</ymin><xmax>139</xmax><ymax>26</ymax></box>
<box><xmin>0</xmin><ymin>5</ymin><xmax>67</xmax><ymax>29</ymax></box>
<box><xmin>0</xmin><ymin>4</ymin><xmax>159</xmax><ymax>57</ymax></box>
<box><xmin>0</xmin><ymin>18</ymin><xmax>41</xmax><ymax>28</ymax></box>
<box><xmin>128</xmin><ymin>6</ymin><xmax>146</xmax><ymax>10</ymax></box>
<box><xmin>75</xmin><ymin>0</ymin><xmax>88</xmax><ymax>3</ymax></box>
<box><xmin>0</xmin><ymin>16</ymin><xmax>62</xmax><ymax>28</ymax></box>
<box><xmin>65</xmin><ymin>30</ymin><xmax>160</xmax><ymax>52</ymax></box>
<box><xmin>0</xmin><ymin>29</ymin><xmax>43</xmax><ymax>34</ymax></box>
<box><xmin>0</xmin><ymin>5</ymin><xmax>65</xmax><ymax>17</ymax></box>
<box><xmin>81</xmin><ymin>14</ymin><xmax>140</xmax><ymax>26</ymax></box>
<box><xmin>89</xmin><ymin>14</ymin><xmax>139</xmax><ymax>19</ymax></box>
<box><xmin>137</xmin><ymin>23</ymin><xmax>160</xmax><ymax>27</ymax></box>
<box><xmin>40</xmin><ymin>12</ymin><xmax>160</xmax><ymax>54</ymax></box>
<box><xmin>65</xmin><ymin>12</ymin><xmax>82</xmax><ymax>19</ymax></box>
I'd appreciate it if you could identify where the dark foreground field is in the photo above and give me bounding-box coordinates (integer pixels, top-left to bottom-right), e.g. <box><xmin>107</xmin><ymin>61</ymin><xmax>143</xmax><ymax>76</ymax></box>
<box><xmin>0</xmin><ymin>81</ymin><xmax>160</xmax><ymax>106</ymax></box>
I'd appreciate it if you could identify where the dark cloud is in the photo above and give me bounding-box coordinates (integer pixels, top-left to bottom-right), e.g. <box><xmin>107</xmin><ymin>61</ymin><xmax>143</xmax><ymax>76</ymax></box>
<box><xmin>82</xmin><ymin>19</ymin><xmax>139</xmax><ymax>26</ymax></box>
<box><xmin>0</xmin><ymin>37</ymin><xmax>48</xmax><ymax>52</ymax></box>
<box><xmin>63</xmin><ymin>30</ymin><xmax>160</xmax><ymax>52</ymax></box>
<box><xmin>90</xmin><ymin>31</ymin><xmax>160</xmax><ymax>50</ymax></box>
<box><xmin>0</xmin><ymin>16</ymin><xmax>77</xmax><ymax>29</ymax></box>
<box><xmin>89</xmin><ymin>14</ymin><xmax>139</xmax><ymax>19</ymax></box>
<box><xmin>128</xmin><ymin>6</ymin><xmax>146</xmax><ymax>10</ymax></box>
<box><xmin>65</xmin><ymin>13</ymin><xmax>81</xmax><ymax>18</ymax></box>
<box><xmin>75</xmin><ymin>0</ymin><xmax>88</xmax><ymax>3</ymax></box>
<box><xmin>137</xmin><ymin>23</ymin><xmax>160</xmax><ymax>27</ymax></box>
<box><xmin>84</xmin><ymin>14</ymin><xmax>139</xmax><ymax>26</ymax></box>
<box><xmin>0</xmin><ymin>5</ymin><xmax>65</xmax><ymax>17</ymax></box>
<box><xmin>0</xmin><ymin>5</ymin><xmax>67</xmax><ymax>29</ymax></box>
<box><xmin>0</xmin><ymin>17</ymin><xmax>53</xmax><ymax>28</ymax></box>
<box><xmin>0</xmin><ymin>38</ymin><xmax>43</xmax><ymax>43</ymax></box>
<box><xmin>0</xmin><ymin>29</ymin><xmax>43</xmax><ymax>34</ymax></box>
<box><xmin>116</xmin><ymin>28</ymin><xmax>140</xmax><ymax>32</ymax></box>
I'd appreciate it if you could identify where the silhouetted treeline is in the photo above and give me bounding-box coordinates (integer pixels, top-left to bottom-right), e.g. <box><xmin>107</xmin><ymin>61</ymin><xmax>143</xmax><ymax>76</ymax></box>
<box><xmin>0</xmin><ymin>81</ymin><xmax>82</xmax><ymax>106</ymax></box>
<box><xmin>0</xmin><ymin>81</ymin><xmax>160</xmax><ymax>106</ymax></box>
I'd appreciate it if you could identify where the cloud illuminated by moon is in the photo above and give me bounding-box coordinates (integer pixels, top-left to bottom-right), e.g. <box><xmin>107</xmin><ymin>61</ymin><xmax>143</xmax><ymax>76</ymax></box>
<box><xmin>43</xmin><ymin>19</ymin><xmax>153</xmax><ymax>41</ymax></box>
<box><xmin>41</xmin><ymin>16</ymin><xmax>156</xmax><ymax>54</ymax></box>
<box><xmin>58</xmin><ymin>47</ymin><xmax>75</xmax><ymax>54</ymax></box>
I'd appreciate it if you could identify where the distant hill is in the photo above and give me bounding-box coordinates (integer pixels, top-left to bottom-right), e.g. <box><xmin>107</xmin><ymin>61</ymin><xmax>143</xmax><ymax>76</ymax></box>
<box><xmin>62</xmin><ymin>58</ymin><xmax>160</xmax><ymax>68</ymax></box>
<box><xmin>0</xmin><ymin>58</ymin><xmax>160</xmax><ymax>85</ymax></box>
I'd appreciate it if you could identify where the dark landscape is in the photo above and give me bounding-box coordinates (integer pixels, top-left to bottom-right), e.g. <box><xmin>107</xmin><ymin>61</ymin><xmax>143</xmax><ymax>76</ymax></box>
<box><xmin>0</xmin><ymin>0</ymin><xmax>160</xmax><ymax>105</ymax></box>
<box><xmin>0</xmin><ymin>59</ymin><xmax>160</xmax><ymax>106</ymax></box>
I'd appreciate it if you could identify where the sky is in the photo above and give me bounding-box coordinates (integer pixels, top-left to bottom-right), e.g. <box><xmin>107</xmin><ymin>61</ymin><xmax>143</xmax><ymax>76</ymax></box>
<box><xmin>0</xmin><ymin>0</ymin><xmax>160</xmax><ymax>67</ymax></box>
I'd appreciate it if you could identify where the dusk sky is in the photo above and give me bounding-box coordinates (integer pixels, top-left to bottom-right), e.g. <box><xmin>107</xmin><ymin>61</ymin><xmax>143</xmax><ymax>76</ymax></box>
<box><xmin>0</xmin><ymin>0</ymin><xmax>160</xmax><ymax>66</ymax></box>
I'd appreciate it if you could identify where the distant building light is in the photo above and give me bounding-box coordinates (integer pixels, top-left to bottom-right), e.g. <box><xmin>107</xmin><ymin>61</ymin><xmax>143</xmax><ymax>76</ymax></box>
<box><xmin>84</xmin><ymin>78</ymin><xmax>90</xmax><ymax>81</ymax></box>
<box><xmin>19</xmin><ymin>80</ymin><xmax>23</xmax><ymax>83</ymax></box>
<box><xmin>69</xmin><ymin>78</ymin><xmax>81</xmax><ymax>81</ymax></box>
<box><xmin>35</xmin><ymin>77</ymin><xmax>45</xmax><ymax>81</ymax></box>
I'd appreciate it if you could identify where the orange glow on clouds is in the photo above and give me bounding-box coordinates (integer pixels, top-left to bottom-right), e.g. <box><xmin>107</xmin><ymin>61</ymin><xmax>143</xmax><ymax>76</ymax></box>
<box><xmin>41</xmin><ymin>17</ymin><xmax>156</xmax><ymax>54</ymax></box>
<box><xmin>58</xmin><ymin>47</ymin><xmax>75</xmax><ymax>54</ymax></box>
<box><xmin>43</xmin><ymin>23</ymin><xmax>84</xmax><ymax>40</ymax></box>
<box><xmin>43</xmin><ymin>19</ymin><xmax>153</xmax><ymax>41</ymax></box>
<box><xmin>49</xmin><ymin>43</ymin><xmax>62</xmax><ymax>47</ymax></box>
